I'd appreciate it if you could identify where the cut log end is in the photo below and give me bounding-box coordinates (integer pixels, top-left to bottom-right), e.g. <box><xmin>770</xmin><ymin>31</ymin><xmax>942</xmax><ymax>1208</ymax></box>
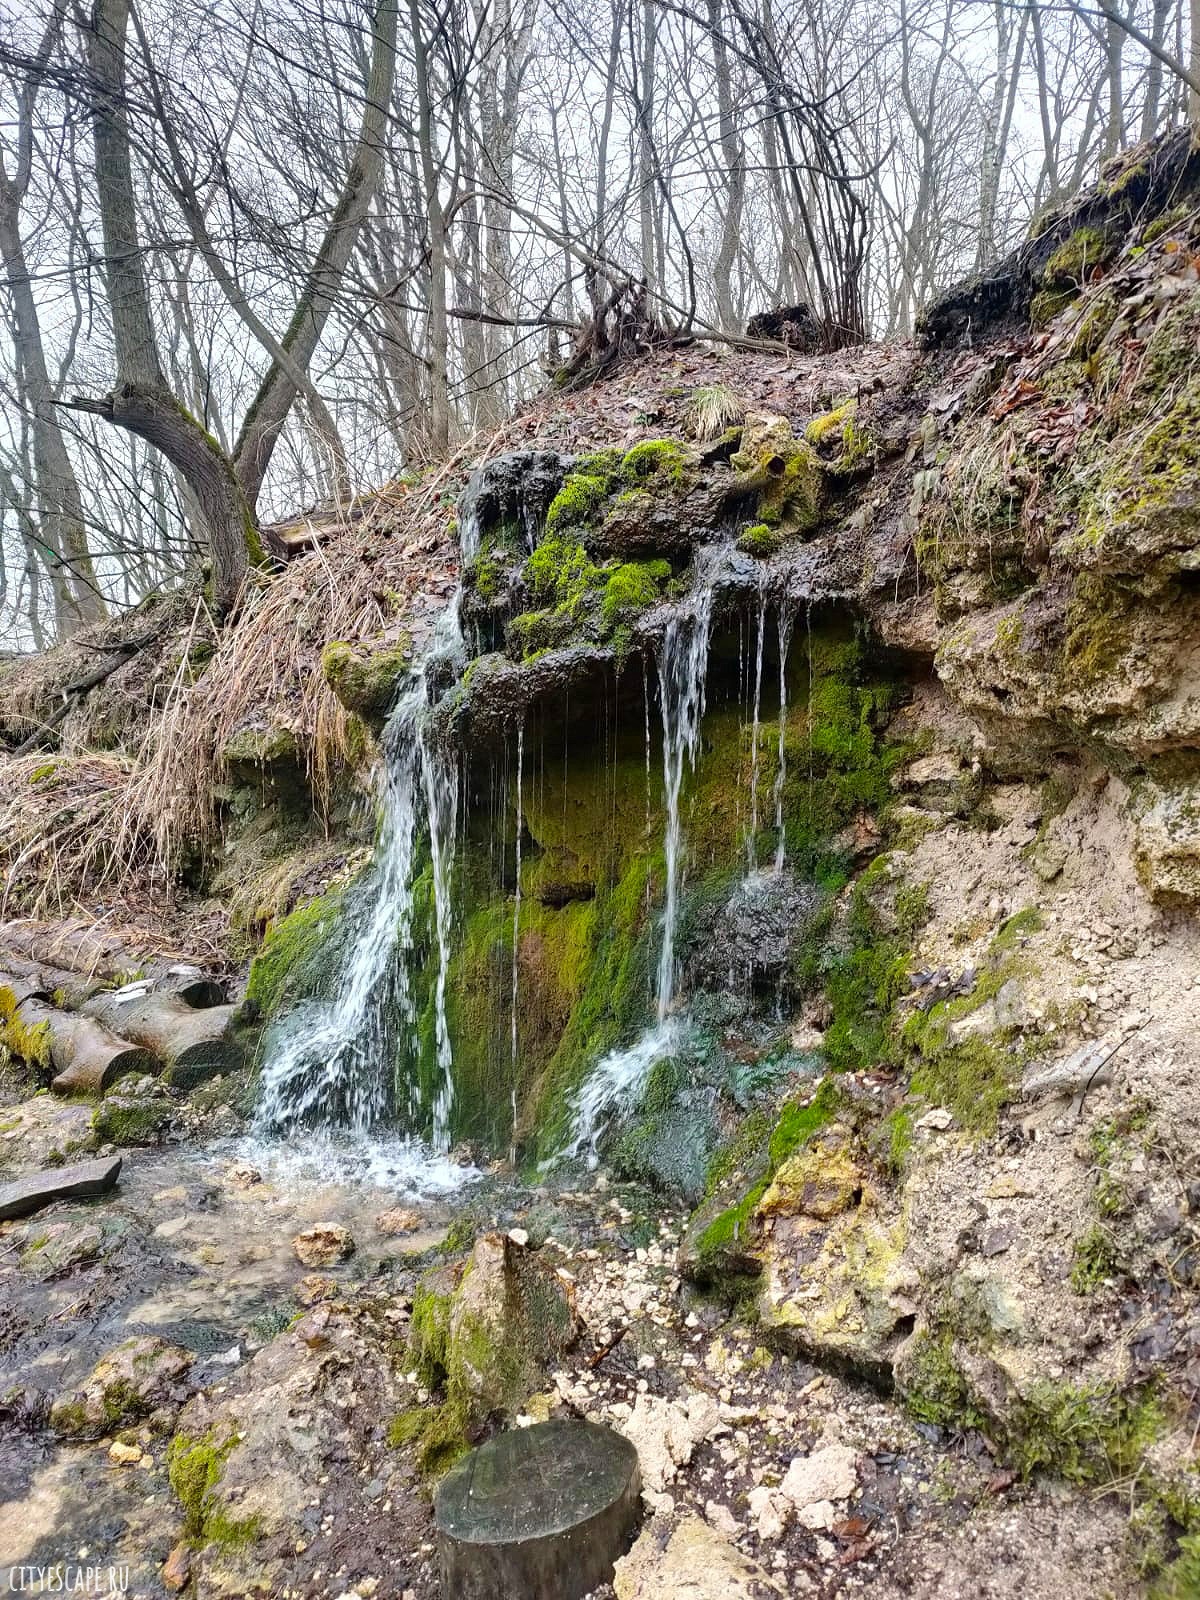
<box><xmin>435</xmin><ymin>1420</ymin><xmax>642</xmax><ymax>1600</ymax></box>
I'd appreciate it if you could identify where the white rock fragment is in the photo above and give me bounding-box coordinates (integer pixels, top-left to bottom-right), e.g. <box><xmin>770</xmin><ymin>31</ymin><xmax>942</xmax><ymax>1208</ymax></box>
<box><xmin>781</xmin><ymin>1443</ymin><xmax>858</xmax><ymax>1512</ymax></box>
<box><xmin>705</xmin><ymin>1499</ymin><xmax>740</xmax><ymax>1538</ymax></box>
<box><xmin>747</xmin><ymin>1485</ymin><xmax>791</xmax><ymax>1540</ymax></box>
<box><xmin>618</xmin><ymin>1391</ymin><xmax>721</xmax><ymax>1494</ymax></box>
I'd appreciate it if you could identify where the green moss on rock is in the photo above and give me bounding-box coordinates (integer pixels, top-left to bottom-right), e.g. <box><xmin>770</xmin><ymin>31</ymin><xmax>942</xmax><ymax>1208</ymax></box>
<box><xmin>243</xmin><ymin>886</ymin><xmax>345</xmax><ymax>1020</ymax></box>
<box><xmin>167</xmin><ymin>1426</ymin><xmax>260</xmax><ymax>1547</ymax></box>
<box><xmin>320</xmin><ymin>638</ymin><xmax>411</xmax><ymax>721</ymax></box>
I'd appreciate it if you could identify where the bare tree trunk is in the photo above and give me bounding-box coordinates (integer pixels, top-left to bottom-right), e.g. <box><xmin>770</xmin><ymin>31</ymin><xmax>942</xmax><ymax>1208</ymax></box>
<box><xmin>409</xmin><ymin>0</ymin><xmax>451</xmax><ymax>455</ymax></box>
<box><xmin>1141</xmin><ymin>0</ymin><xmax>1173</xmax><ymax>137</ymax></box>
<box><xmin>637</xmin><ymin>0</ymin><xmax>658</xmax><ymax>292</ymax></box>
<box><xmin>709</xmin><ymin>0</ymin><xmax>745</xmax><ymax>331</ymax></box>
<box><xmin>0</xmin><ymin>12</ymin><xmax>104</xmax><ymax>636</ymax></box>
<box><xmin>1103</xmin><ymin>0</ymin><xmax>1127</xmax><ymax>155</ymax></box>
<box><xmin>84</xmin><ymin>0</ymin><xmax>254</xmax><ymax>616</ymax></box>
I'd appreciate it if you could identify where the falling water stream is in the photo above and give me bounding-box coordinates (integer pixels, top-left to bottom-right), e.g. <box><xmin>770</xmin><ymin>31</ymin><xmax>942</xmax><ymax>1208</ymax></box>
<box><xmin>563</xmin><ymin>583</ymin><xmax>715</xmax><ymax>1162</ymax></box>
<box><xmin>253</xmin><ymin>610</ymin><xmax>463</xmax><ymax>1159</ymax></box>
<box><xmin>251</xmin><ymin>491</ymin><xmax>795</xmax><ymax>1178</ymax></box>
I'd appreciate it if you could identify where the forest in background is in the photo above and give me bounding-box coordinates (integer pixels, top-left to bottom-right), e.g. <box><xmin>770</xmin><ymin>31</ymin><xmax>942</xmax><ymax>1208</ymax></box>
<box><xmin>1</xmin><ymin>0</ymin><xmax>1198</xmax><ymax>644</ymax></box>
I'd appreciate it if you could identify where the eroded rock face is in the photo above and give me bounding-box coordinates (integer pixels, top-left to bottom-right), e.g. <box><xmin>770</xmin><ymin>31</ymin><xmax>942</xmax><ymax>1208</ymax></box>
<box><xmin>754</xmin><ymin>1136</ymin><xmax>916</xmax><ymax>1382</ymax></box>
<box><xmin>681</xmin><ymin>870</ymin><xmax>824</xmax><ymax>997</ymax></box>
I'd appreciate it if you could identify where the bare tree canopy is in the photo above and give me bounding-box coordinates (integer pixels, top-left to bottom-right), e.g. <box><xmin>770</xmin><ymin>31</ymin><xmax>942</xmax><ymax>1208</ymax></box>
<box><xmin>0</xmin><ymin>0</ymin><xmax>1194</xmax><ymax>640</ymax></box>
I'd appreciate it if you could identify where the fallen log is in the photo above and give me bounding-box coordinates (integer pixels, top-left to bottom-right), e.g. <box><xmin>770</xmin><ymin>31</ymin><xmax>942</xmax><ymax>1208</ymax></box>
<box><xmin>0</xmin><ymin>920</ymin><xmax>226</xmax><ymax>999</ymax></box>
<box><xmin>82</xmin><ymin>990</ymin><xmax>243</xmax><ymax>1088</ymax></box>
<box><xmin>0</xmin><ymin>977</ymin><xmax>156</xmax><ymax>1094</ymax></box>
<box><xmin>0</xmin><ymin>952</ymin><xmax>109</xmax><ymax>1010</ymax></box>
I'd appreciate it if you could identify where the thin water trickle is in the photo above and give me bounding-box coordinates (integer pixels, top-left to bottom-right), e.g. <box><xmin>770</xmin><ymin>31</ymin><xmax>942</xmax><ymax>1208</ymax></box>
<box><xmin>654</xmin><ymin>584</ymin><xmax>715</xmax><ymax>1020</ymax></box>
<box><xmin>563</xmin><ymin>582</ymin><xmax>714</xmax><ymax>1161</ymax></box>
<box><xmin>510</xmin><ymin>725</ymin><xmax>524</xmax><ymax>1164</ymax></box>
<box><xmin>773</xmin><ymin>600</ymin><xmax>795</xmax><ymax>873</ymax></box>
<box><xmin>746</xmin><ymin>581</ymin><xmax>767</xmax><ymax>871</ymax></box>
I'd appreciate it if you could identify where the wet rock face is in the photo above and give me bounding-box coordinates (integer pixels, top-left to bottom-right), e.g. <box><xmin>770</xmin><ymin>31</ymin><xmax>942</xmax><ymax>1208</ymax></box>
<box><xmin>681</xmin><ymin>869</ymin><xmax>825</xmax><ymax>998</ymax></box>
<box><xmin>459</xmin><ymin>449</ymin><xmax>573</xmax><ymax>557</ymax></box>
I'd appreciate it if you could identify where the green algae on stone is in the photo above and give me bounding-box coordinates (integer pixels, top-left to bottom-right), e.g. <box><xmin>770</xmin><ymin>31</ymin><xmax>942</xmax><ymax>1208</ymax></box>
<box><xmin>243</xmin><ymin>885</ymin><xmax>346</xmax><ymax>1020</ymax></box>
<box><xmin>396</xmin><ymin>1233</ymin><xmax>577</xmax><ymax>1477</ymax></box>
<box><xmin>91</xmin><ymin>1095</ymin><xmax>172</xmax><ymax>1146</ymax></box>
<box><xmin>320</xmin><ymin>637</ymin><xmax>411</xmax><ymax>721</ymax></box>
<box><xmin>168</xmin><ymin>1426</ymin><xmax>260</xmax><ymax>1547</ymax></box>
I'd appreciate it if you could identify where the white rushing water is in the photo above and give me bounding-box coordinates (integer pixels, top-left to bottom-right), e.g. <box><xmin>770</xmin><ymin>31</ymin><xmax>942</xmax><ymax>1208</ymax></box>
<box><xmin>509</xmin><ymin>725</ymin><xmax>524</xmax><ymax>1164</ymax></box>
<box><xmin>254</xmin><ymin>612</ymin><xmax>463</xmax><ymax>1153</ymax></box>
<box><xmin>563</xmin><ymin>582</ymin><xmax>714</xmax><ymax>1163</ymax></box>
<box><xmin>773</xmin><ymin>600</ymin><xmax>795</xmax><ymax>873</ymax></box>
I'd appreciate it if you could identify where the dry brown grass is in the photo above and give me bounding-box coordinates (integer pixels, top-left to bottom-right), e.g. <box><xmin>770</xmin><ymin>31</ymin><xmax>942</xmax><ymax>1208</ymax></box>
<box><xmin>0</xmin><ymin>429</ymin><xmax>518</xmax><ymax>921</ymax></box>
<box><xmin>0</xmin><ymin>753</ymin><xmax>147</xmax><ymax>918</ymax></box>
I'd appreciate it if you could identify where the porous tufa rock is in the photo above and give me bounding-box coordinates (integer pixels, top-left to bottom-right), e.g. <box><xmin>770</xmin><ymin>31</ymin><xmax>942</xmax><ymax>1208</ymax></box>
<box><xmin>780</xmin><ymin>1442</ymin><xmax>859</xmax><ymax>1512</ymax></box>
<box><xmin>50</xmin><ymin>1335</ymin><xmax>194</xmax><ymax>1438</ymax></box>
<box><xmin>376</xmin><ymin>1206</ymin><xmax>423</xmax><ymax>1235</ymax></box>
<box><xmin>615</xmin><ymin>1511</ymin><xmax>786</xmax><ymax>1598</ymax></box>
<box><xmin>292</xmin><ymin>1224</ymin><xmax>355</xmax><ymax>1267</ymax></box>
<box><xmin>617</xmin><ymin>1391</ymin><xmax>722</xmax><ymax>1497</ymax></box>
<box><xmin>758</xmin><ymin>1140</ymin><xmax>863</xmax><ymax>1221</ymax></box>
<box><xmin>320</xmin><ymin>637</ymin><xmax>412</xmax><ymax>722</ymax></box>
<box><xmin>1132</xmin><ymin>777</ymin><xmax>1200</xmax><ymax>906</ymax></box>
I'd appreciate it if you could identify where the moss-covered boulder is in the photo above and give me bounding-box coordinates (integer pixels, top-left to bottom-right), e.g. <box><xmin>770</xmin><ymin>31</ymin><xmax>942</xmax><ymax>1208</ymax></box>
<box><xmin>91</xmin><ymin>1089</ymin><xmax>174</xmax><ymax>1146</ymax></box>
<box><xmin>403</xmin><ymin>1232</ymin><xmax>580</xmax><ymax>1473</ymax></box>
<box><xmin>320</xmin><ymin>636</ymin><xmax>411</xmax><ymax>723</ymax></box>
<box><xmin>50</xmin><ymin>1335</ymin><xmax>194</xmax><ymax>1438</ymax></box>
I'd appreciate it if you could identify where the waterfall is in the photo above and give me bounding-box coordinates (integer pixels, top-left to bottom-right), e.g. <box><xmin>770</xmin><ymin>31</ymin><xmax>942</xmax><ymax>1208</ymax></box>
<box><xmin>254</xmin><ymin>615</ymin><xmax>462</xmax><ymax>1149</ymax></box>
<box><xmin>509</xmin><ymin>725</ymin><xmax>523</xmax><ymax>1164</ymax></box>
<box><xmin>745</xmin><ymin>580</ymin><xmax>767</xmax><ymax>871</ymax></box>
<box><xmin>654</xmin><ymin>585</ymin><xmax>715</xmax><ymax>1018</ymax></box>
<box><xmin>773</xmin><ymin>601</ymin><xmax>795</xmax><ymax>873</ymax></box>
<box><xmin>562</xmin><ymin>582</ymin><xmax>714</xmax><ymax>1162</ymax></box>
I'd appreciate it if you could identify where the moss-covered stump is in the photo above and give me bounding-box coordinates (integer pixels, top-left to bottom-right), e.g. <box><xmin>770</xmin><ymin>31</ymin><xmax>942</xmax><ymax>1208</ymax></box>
<box><xmin>435</xmin><ymin>1420</ymin><xmax>641</xmax><ymax>1600</ymax></box>
<box><xmin>401</xmin><ymin>1232</ymin><xmax>580</xmax><ymax>1475</ymax></box>
<box><xmin>50</xmin><ymin>1335</ymin><xmax>194</xmax><ymax>1438</ymax></box>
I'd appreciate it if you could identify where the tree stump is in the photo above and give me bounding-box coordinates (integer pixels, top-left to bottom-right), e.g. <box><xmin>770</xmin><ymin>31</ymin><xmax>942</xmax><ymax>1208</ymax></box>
<box><xmin>435</xmin><ymin>1420</ymin><xmax>641</xmax><ymax>1600</ymax></box>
